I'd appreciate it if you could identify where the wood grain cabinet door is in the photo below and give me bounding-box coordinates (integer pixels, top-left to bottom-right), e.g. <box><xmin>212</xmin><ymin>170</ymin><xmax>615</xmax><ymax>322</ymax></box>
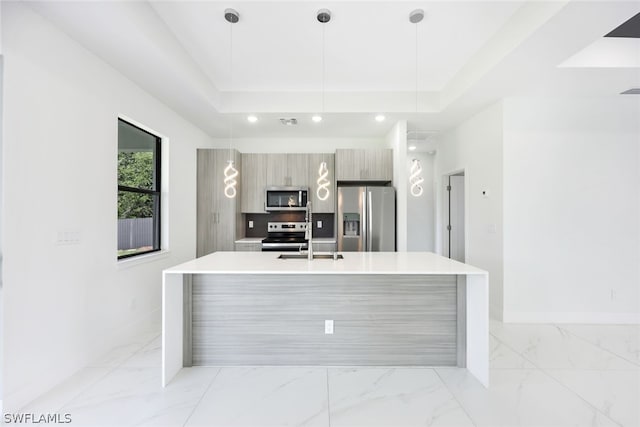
<box><xmin>197</xmin><ymin>149</ymin><xmax>241</xmax><ymax>256</ymax></box>
<box><xmin>241</xmin><ymin>153</ymin><xmax>267</xmax><ymax>213</ymax></box>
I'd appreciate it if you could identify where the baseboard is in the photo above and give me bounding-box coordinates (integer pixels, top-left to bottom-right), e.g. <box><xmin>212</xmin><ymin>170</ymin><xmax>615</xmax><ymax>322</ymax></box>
<box><xmin>87</xmin><ymin>307</ymin><xmax>161</xmax><ymax>363</ymax></box>
<box><xmin>3</xmin><ymin>356</ymin><xmax>82</xmax><ymax>413</ymax></box>
<box><xmin>503</xmin><ymin>311</ymin><xmax>640</xmax><ymax>324</ymax></box>
<box><xmin>4</xmin><ymin>308</ymin><xmax>161</xmax><ymax>413</ymax></box>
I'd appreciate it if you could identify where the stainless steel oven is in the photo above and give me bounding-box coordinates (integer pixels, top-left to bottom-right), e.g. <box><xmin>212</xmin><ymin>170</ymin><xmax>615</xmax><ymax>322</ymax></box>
<box><xmin>261</xmin><ymin>222</ymin><xmax>308</xmax><ymax>252</ymax></box>
<box><xmin>265</xmin><ymin>187</ymin><xmax>308</xmax><ymax>212</ymax></box>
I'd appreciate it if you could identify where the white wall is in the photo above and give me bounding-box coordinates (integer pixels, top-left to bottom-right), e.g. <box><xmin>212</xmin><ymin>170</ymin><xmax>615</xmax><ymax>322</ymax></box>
<box><xmin>389</xmin><ymin>121</ymin><xmax>408</xmax><ymax>251</ymax></box>
<box><xmin>2</xmin><ymin>3</ymin><xmax>216</xmax><ymax>410</ymax></box>
<box><xmin>1</xmin><ymin>0</ymin><xmax>4</xmax><ymax>413</ymax></box>
<box><xmin>407</xmin><ymin>152</ymin><xmax>435</xmax><ymax>251</ymax></box>
<box><xmin>0</xmin><ymin>0</ymin><xmax>4</xmax><ymax>407</ymax></box>
<box><xmin>503</xmin><ymin>96</ymin><xmax>640</xmax><ymax>323</ymax></box>
<box><xmin>435</xmin><ymin>102</ymin><xmax>504</xmax><ymax>320</ymax></box>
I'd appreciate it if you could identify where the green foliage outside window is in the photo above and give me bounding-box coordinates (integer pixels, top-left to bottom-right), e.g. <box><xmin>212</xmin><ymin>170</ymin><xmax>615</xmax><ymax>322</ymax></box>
<box><xmin>118</xmin><ymin>151</ymin><xmax>154</xmax><ymax>218</ymax></box>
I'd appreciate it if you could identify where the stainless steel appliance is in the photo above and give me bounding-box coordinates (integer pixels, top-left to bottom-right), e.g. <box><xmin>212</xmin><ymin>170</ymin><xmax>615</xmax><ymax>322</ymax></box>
<box><xmin>337</xmin><ymin>186</ymin><xmax>395</xmax><ymax>252</ymax></box>
<box><xmin>261</xmin><ymin>222</ymin><xmax>309</xmax><ymax>252</ymax></box>
<box><xmin>265</xmin><ymin>186</ymin><xmax>308</xmax><ymax>211</ymax></box>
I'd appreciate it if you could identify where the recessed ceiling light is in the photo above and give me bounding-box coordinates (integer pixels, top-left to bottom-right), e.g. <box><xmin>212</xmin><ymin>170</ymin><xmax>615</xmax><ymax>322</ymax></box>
<box><xmin>375</xmin><ymin>115</ymin><xmax>386</xmax><ymax>122</ymax></box>
<box><xmin>408</xmin><ymin>145</ymin><xmax>417</xmax><ymax>151</ymax></box>
<box><xmin>312</xmin><ymin>115</ymin><xmax>323</xmax><ymax>123</ymax></box>
<box><xmin>247</xmin><ymin>115</ymin><xmax>258</xmax><ymax>123</ymax></box>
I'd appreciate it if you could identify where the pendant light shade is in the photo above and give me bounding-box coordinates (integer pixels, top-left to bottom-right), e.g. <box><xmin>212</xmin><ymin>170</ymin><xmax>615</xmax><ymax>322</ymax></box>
<box><xmin>317</xmin><ymin>161</ymin><xmax>330</xmax><ymax>201</ymax></box>
<box><xmin>410</xmin><ymin>158</ymin><xmax>424</xmax><ymax>197</ymax></box>
<box><xmin>224</xmin><ymin>159</ymin><xmax>238</xmax><ymax>198</ymax></box>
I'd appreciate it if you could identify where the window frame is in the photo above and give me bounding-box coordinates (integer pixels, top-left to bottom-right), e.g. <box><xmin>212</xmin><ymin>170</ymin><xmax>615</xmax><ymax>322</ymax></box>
<box><xmin>117</xmin><ymin>118</ymin><xmax>162</xmax><ymax>260</ymax></box>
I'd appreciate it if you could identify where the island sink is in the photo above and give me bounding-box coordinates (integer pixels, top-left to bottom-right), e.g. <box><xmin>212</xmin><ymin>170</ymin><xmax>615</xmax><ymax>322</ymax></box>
<box><xmin>278</xmin><ymin>253</ymin><xmax>344</xmax><ymax>260</ymax></box>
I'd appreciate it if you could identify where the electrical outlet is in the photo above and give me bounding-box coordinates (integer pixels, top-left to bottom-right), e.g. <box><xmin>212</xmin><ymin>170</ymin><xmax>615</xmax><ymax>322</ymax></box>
<box><xmin>325</xmin><ymin>320</ymin><xmax>334</xmax><ymax>334</ymax></box>
<box><xmin>248</xmin><ymin>220</ymin><xmax>254</xmax><ymax>229</ymax></box>
<box><xmin>317</xmin><ymin>220</ymin><xmax>323</xmax><ymax>229</ymax></box>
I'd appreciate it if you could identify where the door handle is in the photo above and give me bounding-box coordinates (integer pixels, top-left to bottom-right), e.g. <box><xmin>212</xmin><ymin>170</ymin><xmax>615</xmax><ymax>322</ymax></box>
<box><xmin>362</xmin><ymin>190</ymin><xmax>366</xmax><ymax>250</ymax></box>
<box><xmin>367</xmin><ymin>191</ymin><xmax>373</xmax><ymax>251</ymax></box>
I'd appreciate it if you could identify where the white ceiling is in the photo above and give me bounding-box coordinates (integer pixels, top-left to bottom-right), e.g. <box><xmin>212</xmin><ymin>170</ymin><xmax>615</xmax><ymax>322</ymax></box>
<box><xmin>150</xmin><ymin>1</ymin><xmax>522</xmax><ymax>92</ymax></box>
<box><xmin>23</xmin><ymin>0</ymin><xmax>640</xmax><ymax>143</ymax></box>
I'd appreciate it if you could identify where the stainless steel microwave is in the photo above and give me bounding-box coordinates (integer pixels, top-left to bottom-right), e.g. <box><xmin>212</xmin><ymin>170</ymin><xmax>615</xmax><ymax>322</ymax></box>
<box><xmin>265</xmin><ymin>186</ymin><xmax>308</xmax><ymax>211</ymax></box>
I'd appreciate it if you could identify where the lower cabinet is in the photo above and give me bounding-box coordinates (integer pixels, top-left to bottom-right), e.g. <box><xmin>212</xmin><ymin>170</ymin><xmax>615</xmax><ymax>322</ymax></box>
<box><xmin>234</xmin><ymin>242</ymin><xmax>262</xmax><ymax>252</ymax></box>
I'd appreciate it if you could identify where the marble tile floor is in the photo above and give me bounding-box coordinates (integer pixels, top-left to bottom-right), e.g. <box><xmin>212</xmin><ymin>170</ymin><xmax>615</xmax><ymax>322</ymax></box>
<box><xmin>15</xmin><ymin>322</ymin><xmax>639</xmax><ymax>427</ymax></box>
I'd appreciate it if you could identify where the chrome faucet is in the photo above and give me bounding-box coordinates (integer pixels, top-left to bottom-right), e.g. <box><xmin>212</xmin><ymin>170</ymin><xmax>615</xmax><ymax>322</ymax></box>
<box><xmin>305</xmin><ymin>201</ymin><xmax>313</xmax><ymax>260</ymax></box>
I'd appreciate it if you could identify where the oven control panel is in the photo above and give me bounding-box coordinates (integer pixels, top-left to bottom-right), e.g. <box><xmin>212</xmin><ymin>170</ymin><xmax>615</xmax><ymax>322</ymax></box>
<box><xmin>267</xmin><ymin>222</ymin><xmax>307</xmax><ymax>233</ymax></box>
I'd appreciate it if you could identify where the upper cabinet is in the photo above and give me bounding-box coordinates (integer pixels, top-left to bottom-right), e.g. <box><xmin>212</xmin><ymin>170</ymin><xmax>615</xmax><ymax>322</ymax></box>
<box><xmin>335</xmin><ymin>149</ymin><xmax>393</xmax><ymax>182</ymax></box>
<box><xmin>241</xmin><ymin>153</ymin><xmax>268</xmax><ymax>213</ymax></box>
<box><xmin>197</xmin><ymin>149</ymin><xmax>242</xmax><ymax>257</ymax></box>
<box><xmin>308</xmin><ymin>153</ymin><xmax>335</xmax><ymax>213</ymax></box>
<box><xmin>287</xmin><ymin>154</ymin><xmax>310</xmax><ymax>187</ymax></box>
<box><xmin>266</xmin><ymin>153</ymin><xmax>309</xmax><ymax>187</ymax></box>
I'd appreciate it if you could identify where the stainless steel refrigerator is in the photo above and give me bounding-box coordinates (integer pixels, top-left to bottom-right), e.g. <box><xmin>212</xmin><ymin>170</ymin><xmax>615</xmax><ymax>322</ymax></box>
<box><xmin>337</xmin><ymin>186</ymin><xmax>395</xmax><ymax>252</ymax></box>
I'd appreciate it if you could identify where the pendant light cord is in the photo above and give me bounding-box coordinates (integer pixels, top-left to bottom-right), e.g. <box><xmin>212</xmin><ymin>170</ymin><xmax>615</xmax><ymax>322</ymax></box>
<box><xmin>229</xmin><ymin>21</ymin><xmax>234</xmax><ymax>151</ymax></box>
<box><xmin>321</xmin><ymin>22</ymin><xmax>325</xmax><ymax>114</ymax></box>
<box><xmin>415</xmin><ymin>21</ymin><xmax>418</xmax><ymax>113</ymax></box>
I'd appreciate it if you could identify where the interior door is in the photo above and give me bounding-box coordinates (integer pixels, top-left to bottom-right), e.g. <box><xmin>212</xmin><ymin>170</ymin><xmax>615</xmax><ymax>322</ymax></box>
<box><xmin>446</xmin><ymin>175</ymin><xmax>465</xmax><ymax>262</ymax></box>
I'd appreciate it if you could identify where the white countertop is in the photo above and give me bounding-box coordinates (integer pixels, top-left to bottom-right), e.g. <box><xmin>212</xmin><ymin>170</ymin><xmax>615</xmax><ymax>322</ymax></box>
<box><xmin>164</xmin><ymin>251</ymin><xmax>487</xmax><ymax>275</ymax></box>
<box><xmin>234</xmin><ymin>237</ymin><xmax>264</xmax><ymax>243</ymax></box>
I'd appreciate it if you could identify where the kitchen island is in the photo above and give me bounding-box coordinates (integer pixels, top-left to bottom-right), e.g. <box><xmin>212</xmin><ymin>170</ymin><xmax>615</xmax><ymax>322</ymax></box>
<box><xmin>162</xmin><ymin>252</ymin><xmax>489</xmax><ymax>387</ymax></box>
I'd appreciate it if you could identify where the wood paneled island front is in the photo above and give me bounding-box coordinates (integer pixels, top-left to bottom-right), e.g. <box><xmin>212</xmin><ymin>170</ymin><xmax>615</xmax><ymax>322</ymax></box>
<box><xmin>162</xmin><ymin>252</ymin><xmax>489</xmax><ymax>387</ymax></box>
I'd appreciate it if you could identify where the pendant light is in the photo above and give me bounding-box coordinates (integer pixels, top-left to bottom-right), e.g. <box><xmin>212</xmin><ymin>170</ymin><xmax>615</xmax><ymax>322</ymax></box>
<box><xmin>223</xmin><ymin>8</ymin><xmax>239</xmax><ymax>199</ymax></box>
<box><xmin>409</xmin><ymin>9</ymin><xmax>425</xmax><ymax>198</ymax></box>
<box><xmin>410</xmin><ymin>158</ymin><xmax>424</xmax><ymax>197</ymax></box>
<box><xmin>316</xmin><ymin>9</ymin><xmax>331</xmax><ymax>202</ymax></box>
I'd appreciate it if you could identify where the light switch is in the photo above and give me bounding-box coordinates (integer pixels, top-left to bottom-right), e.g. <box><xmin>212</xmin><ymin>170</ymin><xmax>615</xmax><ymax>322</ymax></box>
<box><xmin>56</xmin><ymin>230</ymin><xmax>81</xmax><ymax>245</ymax></box>
<box><xmin>317</xmin><ymin>220</ymin><xmax>323</xmax><ymax>229</ymax></box>
<box><xmin>325</xmin><ymin>320</ymin><xmax>334</xmax><ymax>334</ymax></box>
<box><xmin>248</xmin><ymin>221</ymin><xmax>254</xmax><ymax>229</ymax></box>
<box><xmin>488</xmin><ymin>224</ymin><xmax>497</xmax><ymax>234</ymax></box>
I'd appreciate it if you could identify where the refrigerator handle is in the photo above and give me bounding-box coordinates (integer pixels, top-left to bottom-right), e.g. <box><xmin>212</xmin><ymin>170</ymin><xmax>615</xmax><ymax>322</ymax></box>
<box><xmin>367</xmin><ymin>191</ymin><xmax>373</xmax><ymax>251</ymax></box>
<box><xmin>362</xmin><ymin>190</ymin><xmax>367</xmax><ymax>251</ymax></box>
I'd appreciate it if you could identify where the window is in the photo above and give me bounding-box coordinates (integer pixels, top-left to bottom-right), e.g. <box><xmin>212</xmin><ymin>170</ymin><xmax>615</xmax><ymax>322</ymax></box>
<box><xmin>117</xmin><ymin>119</ymin><xmax>161</xmax><ymax>259</ymax></box>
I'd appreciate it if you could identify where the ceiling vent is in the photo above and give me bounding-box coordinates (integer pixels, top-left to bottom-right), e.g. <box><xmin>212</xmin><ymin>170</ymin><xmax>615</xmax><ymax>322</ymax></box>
<box><xmin>280</xmin><ymin>118</ymin><xmax>298</xmax><ymax>126</ymax></box>
<box><xmin>621</xmin><ymin>88</ymin><xmax>640</xmax><ymax>95</ymax></box>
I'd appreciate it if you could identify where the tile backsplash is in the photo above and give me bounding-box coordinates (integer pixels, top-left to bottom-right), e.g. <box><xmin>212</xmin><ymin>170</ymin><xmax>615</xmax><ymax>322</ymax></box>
<box><xmin>244</xmin><ymin>213</ymin><xmax>334</xmax><ymax>238</ymax></box>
